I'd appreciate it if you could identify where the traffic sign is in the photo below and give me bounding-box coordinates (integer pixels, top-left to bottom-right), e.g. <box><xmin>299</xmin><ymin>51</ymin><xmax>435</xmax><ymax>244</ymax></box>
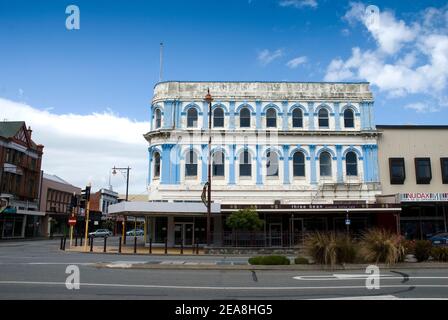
<box><xmin>345</xmin><ymin>219</ymin><xmax>351</xmax><ymax>225</ymax></box>
<box><xmin>68</xmin><ymin>219</ymin><xmax>77</xmax><ymax>226</ymax></box>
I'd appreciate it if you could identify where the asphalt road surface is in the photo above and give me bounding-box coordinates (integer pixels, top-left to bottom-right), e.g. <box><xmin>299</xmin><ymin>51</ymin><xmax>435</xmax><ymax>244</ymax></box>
<box><xmin>1</xmin><ymin>239</ymin><xmax>448</xmax><ymax>300</ymax></box>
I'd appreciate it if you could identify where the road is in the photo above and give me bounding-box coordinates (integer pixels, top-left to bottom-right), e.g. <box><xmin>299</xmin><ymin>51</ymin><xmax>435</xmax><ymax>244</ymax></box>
<box><xmin>1</xmin><ymin>239</ymin><xmax>448</xmax><ymax>300</ymax></box>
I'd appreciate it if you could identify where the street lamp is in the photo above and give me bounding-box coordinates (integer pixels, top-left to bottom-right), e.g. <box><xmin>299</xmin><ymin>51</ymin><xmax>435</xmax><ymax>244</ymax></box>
<box><xmin>204</xmin><ymin>89</ymin><xmax>213</xmax><ymax>246</ymax></box>
<box><xmin>112</xmin><ymin>166</ymin><xmax>131</xmax><ymax>244</ymax></box>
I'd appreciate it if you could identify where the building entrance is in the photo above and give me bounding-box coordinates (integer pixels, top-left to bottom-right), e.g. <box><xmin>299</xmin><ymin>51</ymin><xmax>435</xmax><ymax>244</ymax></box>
<box><xmin>174</xmin><ymin>222</ymin><xmax>194</xmax><ymax>246</ymax></box>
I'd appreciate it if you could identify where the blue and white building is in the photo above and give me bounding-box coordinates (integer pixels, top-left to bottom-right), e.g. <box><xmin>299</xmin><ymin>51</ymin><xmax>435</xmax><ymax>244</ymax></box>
<box><xmin>112</xmin><ymin>81</ymin><xmax>400</xmax><ymax>247</ymax></box>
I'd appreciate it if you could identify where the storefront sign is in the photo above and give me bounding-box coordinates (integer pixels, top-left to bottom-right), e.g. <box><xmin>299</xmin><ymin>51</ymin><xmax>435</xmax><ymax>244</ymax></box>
<box><xmin>400</xmin><ymin>193</ymin><xmax>448</xmax><ymax>202</ymax></box>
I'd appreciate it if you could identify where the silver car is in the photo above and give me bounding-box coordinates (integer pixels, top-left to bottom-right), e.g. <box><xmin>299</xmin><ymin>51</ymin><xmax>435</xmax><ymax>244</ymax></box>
<box><xmin>89</xmin><ymin>229</ymin><xmax>112</xmax><ymax>238</ymax></box>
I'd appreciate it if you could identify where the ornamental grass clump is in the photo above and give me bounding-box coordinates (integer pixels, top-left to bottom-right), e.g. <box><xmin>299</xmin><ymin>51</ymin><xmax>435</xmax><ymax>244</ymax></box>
<box><xmin>305</xmin><ymin>232</ymin><xmax>357</xmax><ymax>265</ymax></box>
<box><xmin>359</xmin><ymin>229</ymin><xmax>405</xmax><ymax>265</ymax></box>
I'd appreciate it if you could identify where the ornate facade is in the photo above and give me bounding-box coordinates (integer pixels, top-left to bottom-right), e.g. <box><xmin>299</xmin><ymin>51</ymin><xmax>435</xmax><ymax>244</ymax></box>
<box><xmin>145</xmin><ymin>81</ymin><xmax>381</xmax><ymax>205</ymax></box>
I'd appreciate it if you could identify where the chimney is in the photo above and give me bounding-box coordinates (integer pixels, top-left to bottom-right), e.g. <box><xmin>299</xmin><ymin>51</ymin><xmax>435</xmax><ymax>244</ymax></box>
<box><xmin>27</xmin><ymin>126</ymin><xmax>32</xmax><ymax>138</ymax></box>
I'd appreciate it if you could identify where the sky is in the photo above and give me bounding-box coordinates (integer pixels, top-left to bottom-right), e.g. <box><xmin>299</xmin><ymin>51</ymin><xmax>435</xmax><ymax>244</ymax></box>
<box><xmin>0</xmin><ymin>0</ymin><xmax>447</xmax><ymax>194</ymax></box>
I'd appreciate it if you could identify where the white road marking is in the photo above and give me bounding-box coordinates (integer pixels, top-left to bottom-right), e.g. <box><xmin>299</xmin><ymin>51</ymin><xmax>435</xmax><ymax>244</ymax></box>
<box><xmin>1</xmin><ymin>281</ymin><xmax>448</xmax><ymax>291</ymax></box>
<box><xmin>293</xmin><ymin>274</ymin><xmax>448</xmax><ymax>281</ymax></box>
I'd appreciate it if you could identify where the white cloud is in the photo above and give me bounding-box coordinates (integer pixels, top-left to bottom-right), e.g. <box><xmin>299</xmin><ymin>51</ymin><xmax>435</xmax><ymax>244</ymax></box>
<box><xmin>325</xmin><ymin>3</ymin><xmax>448</xmax><ymax>109</ymax></box>
<box><xmin>286</xmin><ymin>56</ymin><xmax>307</xmax><ymax>69</ymax></box>
<box><xmin>279</xmin><ymin>0</ymin><xmax>317</xmax><ymax>9</ymax></box>
<box><xmin>257</xmin><ymin>49</ymin><xmax>283</xmax><ymax>66</ymax></box>
<box><xmin>0</xmin><ymin>97</ymin><xmax>149</xmax><ymax>195</ymax></box>
<box><xmin>404</xmin><ymin>102</ymin><xmax>438</xmax><ymax>113</ymax></box>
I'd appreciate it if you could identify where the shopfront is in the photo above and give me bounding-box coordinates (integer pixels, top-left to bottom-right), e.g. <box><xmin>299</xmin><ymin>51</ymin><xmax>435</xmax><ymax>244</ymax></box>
<box><xmin>399</xmin><ymin>193</ymin><xmax>448</xmax><ymax>240</ymax></box>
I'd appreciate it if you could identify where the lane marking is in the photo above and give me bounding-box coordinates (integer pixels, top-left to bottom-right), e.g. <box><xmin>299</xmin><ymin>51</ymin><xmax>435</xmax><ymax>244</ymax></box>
<box><xmin>293</xmin><ymin>275</ymin><xmax>448</xmax><ymax>281</ymax></box>
<box><xmin>1</xmin><ymin>281</ymin><xmax>448</xmax><ymax>291</ymax></box>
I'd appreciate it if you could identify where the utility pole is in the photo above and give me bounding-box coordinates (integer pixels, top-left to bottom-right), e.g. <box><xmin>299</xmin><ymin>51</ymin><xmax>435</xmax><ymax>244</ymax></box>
<box><xmin>204</xmin><ymin>89</ymin><xmax>213</xmax><ymax>246</ymax></box>
<box><xmin>112</xmin><ymin>166</ymin><xmax>130</xmax><ymax>244</ymax></box>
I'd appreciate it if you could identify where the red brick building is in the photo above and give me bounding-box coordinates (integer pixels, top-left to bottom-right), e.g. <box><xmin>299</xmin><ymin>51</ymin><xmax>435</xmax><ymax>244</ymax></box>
<box><xmin>0</xmin><ymin>121</ymin><xmax>44</xmax><ymax>239</ymax></box>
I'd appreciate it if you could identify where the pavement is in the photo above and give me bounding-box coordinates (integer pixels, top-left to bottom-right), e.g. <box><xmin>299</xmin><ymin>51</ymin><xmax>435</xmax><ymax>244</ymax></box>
<box><xmin>1</xmin><ymin>238</ymin><xmax>448</xmax><ymax>300</ymax></box>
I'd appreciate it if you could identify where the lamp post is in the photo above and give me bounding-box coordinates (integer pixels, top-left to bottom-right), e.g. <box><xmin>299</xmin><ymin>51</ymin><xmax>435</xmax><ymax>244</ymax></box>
<box><xmin>204</xmin><ymin>89</ymin><xmax>213</xmax><ymax>246</ymax></box>
<box><xmin>112</xmin><ymin>166</ymin><xmax>131</xmax><ymax>244</ymax></box>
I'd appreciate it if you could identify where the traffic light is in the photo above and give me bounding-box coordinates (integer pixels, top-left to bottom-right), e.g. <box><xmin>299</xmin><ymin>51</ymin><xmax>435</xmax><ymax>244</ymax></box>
<box><xmin>80</xmin><ymin>186</ymin><xmax>91</xmax><ymax>209</ymax></box>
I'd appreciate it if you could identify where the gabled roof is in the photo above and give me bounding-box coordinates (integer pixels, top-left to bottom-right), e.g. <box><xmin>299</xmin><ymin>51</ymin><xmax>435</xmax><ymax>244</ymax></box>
<box><xmin>0</xmin><ymin>121</ymin><xmax>39</xmax><ymax>150</ymax></box>
<box><xmin>0</xmin><ymin>121</ymin><xmax>25</xmax><ymax>138</ymax></box>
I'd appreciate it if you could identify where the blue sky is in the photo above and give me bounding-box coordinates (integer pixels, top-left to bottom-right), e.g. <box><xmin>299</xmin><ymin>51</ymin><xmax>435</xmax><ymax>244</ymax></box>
<box><xmin>1</xmin><ymin>0</ymin><xmax>447</xmax><ymax>123</ymax></box>
<box><xmin>1</xmin><ymin>0</ymin><xmax>447</xmax><ymax>193</ymax></box>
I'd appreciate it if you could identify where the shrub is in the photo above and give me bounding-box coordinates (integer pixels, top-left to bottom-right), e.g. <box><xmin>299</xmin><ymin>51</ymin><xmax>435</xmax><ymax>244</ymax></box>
<box><xmin>431</xmin><ymin>247</ymin><xmax>448</xmax><ymax>262</ymax></box>
<box><xmin>305</xmin><ymin>232</ymin><xmax>358</xmax><ymax>265</ymax></box>
<box><xmin>305</xmin><ymin>232</ymin><xmax>338</xmax><ymax>266</ymax></box>
<box><xmin>414</xmin><ymin>240</ymin><xmax>432</xmax><ymax>262</ymax></box>
<box><xmin>359</xmin><ymin>229</ymin><xmax>405</xmax><ymax>265</ymax></box>
<box><xmin>294</xmin><ymin>257</ymin><xmax>310</xmax><ymax>265</ymax></box>
<box><xmin>248</xmin><ymin>255</ymin><xmax>290</xmax><ymax>265</ymax></box>
<box><xmin>335</xmin><ymin>234</ymin><xmax>358</xmax><ymax>264</ymax></box>
<box><xmin>402</xmin><ymin>239</ymin><xmax>416</xmax><ymax>255</ymax></box>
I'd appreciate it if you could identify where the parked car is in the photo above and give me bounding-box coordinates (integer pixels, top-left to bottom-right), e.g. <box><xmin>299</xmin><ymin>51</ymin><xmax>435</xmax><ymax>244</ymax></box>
<box><xmin>89</xmin><ymin>229</ymin><xmax>112</xmax><ymax>238</ymax></box>
<box><xmin>429</xmin><ymin>232</ymin><xmax>448</xmax><ymax>245</ymax></box>
<box><xmin>126</xmin><ymin>229</ymin><xmax>144</xmax><ymax>236</ymax></box>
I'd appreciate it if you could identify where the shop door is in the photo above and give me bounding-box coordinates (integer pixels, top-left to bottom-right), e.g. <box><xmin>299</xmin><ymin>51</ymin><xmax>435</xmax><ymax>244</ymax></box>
<box><xmin>269</xmin><ymin>223</ymin><xmax>282</xmax><ymax>247</ymax></box>
<box><xmin>174</xmin><ymin>223</ymin><xmax>194</xmax><ymax>246</ymax></box>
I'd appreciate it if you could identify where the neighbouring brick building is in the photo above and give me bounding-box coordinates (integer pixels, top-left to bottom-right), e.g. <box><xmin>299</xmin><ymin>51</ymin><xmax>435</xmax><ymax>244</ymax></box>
<box><xmin>0</xmin><ymin>121</ymin><xmax>44</xmax><ymax>239</ymax></box>
<box><xmin>39</xmin><ymin>173</ymin><xmax>81</xmax><ymax>237</ymax></box>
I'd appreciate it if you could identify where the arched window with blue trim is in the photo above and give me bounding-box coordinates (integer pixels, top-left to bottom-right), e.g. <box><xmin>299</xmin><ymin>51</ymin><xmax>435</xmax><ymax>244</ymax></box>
<box><xmin>293</xmin><ymin>151</ymin><xmax>305</xmax><ymax>177</ymax></box>
<box><xmin>185</xmin><ymin>150</ymin><xmax>198</xmax><ymax>177</ymax></box>
<box><xmin>187</xmin><ymin>108</ymin><xmax>198</xmax><ymax>128</ymax></box>
<box><xmin>240</xmin><ymin>107</ymin><xmax>251</xmax><ymax>128</ymax></box>
<box><xmin>239</xmin><ymin>151</ymin><xmax>252</xmax><ymax>177</ymax></box>
<box><xmin>319</xmin><ymin>152</ymin><xmax>332</xmax><ymax>176</ymax></box>
<box><xmin>153</xmin><ymin>152</ymin><xmax>161</xmax><ymax>178</ymax></box>
<box><xmin>346</xmin><ymin>151</ymin><xmax>358</xmax><ymax>176</ymax></box>
<box><xmin>318</xmin><ymin>109</ymin><xmax>329</xmax><ymax>128</ymax></box>
<box><xmin>155</xmin><ymin>109</ymin><xmax>162</xmax><ymax>129</ymax></box>
<box><xmin>266</xmin><ymin>151</ymin><xmax>279</xmax><ymax>177</ymax></box>
<box><xmin>292</xmin><ymin>108</ymin><xmax>303</xmax><ymax>128</ymax></box>
<box><xmin>266</xmin><ymin>108</ymin><xmax>277</xmax><ymax>128</ymax></box>
<box><xmin>344</xmin><ymin>109</ymin><xmax>354</xmax><ymax>128</ymax></box>
<box><xmin>213</xmin><ymin>107</ymin><xmax>224</xmax><ymax>128</ymax></box>
<box><xmin>212</xmin><ymin>151</ymin><xmax>225</xmax><ymax>177</ymax></box>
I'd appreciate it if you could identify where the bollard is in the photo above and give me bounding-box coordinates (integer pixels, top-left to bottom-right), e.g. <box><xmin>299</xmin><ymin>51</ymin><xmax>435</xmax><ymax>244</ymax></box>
<box><xmin>123</xmin><ymin>233</ymin><xmax>126</xmax><ymax>245</ymax></box>
<box><xmin>103</xmin><ymin>236</ymin><xmax>107</xmax><ymax>253</ymax></box>
<box><xmin>118</xmin><ymin>236</ymin><xmax>122</xmax><ymax>253</ymax></box>
<box><xmin>63</xmin><ymin>236</ymin><xmax>67</xmax><ymax>251</ymax></box>
<box><xmin>80</xmin><ymin>235</ymin><xmax>83</xmax><ymax>247</ymax></box>
<box><xmin>164</xmin><ymin>237</ymin><xmax>168</xmax><ymax>254</ymax></box>
<box><xmin>75</xmin><ymin>236</ymin><xmax>78</xmax><ymax>247</ymax></box>
<box><xmin>180</xmin><ymin>242</ymin><xmax>183</xmax><ymax>255</ymax></box>
<box><xmin>90</xmin><ymin>236</ymin><xmax>94</xmax><ymax>252</ymax></box>
<box><xmin>60</xmin><ymin>237</ymin><xmax>64</xmax><ymax>250</ymax></box>
<box><xmin>192</xmin><ymin>242</ymin><xmax>195</xmax><ymax>254</ymax></box>
<box><xmin>196</xmin><ymin>242</ymin><xmax>199</xmax><ymax>255</ymax></box>
<box><xmin>149</xmin><ymin>238</ymin><xmax>152</xmax><ymax>254</ymax></box>
<box><xmin>134</xmin><ymin>236</ymin><xmax>137</xmax><ymax>254</ymax></box>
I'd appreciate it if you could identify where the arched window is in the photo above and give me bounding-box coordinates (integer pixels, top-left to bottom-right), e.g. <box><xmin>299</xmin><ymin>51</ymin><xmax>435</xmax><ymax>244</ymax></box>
<box><xmin>318</xmin><ymin>109</ymin><xmax>329</xmax><ymax>128</ymax></box>
<box><xmin>185</xmin><ymin>150</ymin><xmax>197</xmax><ymax>177</ymax></box>
<box><xmin>153</xmin><ymin>152</ymin><xmax>161</xmax><ymax>178</ymax></box>
<box><xmin>187</xmin><ymin>108</ymin><xmax>198</xmax><ymax>128</ymax></box>
<box><xmin>292</xmin><ymin>108</ymin><xmax>303</xmax><ymax>128</ymax></box>
<box><xmin>213</xmin><ymin>107</ymin><xmax>224</xmax><ymax>128</ymax></box>
<box><xmin>346</xmin><ymin>151</ymin><xmax>358</xmax><ymax>176</ymax></box>
<box><xmin>319</xmin><ymin>152</ymin><xmax>332</xmax><ymax>177</ymax></box>
<box><xmin>344</xmin><ymin>109</ymin><xmax>354</xmax><ymax>128</ymax></box>
<box><xmin>293</xmin><ymin>152</ymin><xmax>305</xmax><ymax>177</ymax></box>
<box><xmin>155</xmin><ymin>109</ymin><xmax>162</xmax><ymax>129</ymax></box>
<box><xmin>266</xmin><ymin>108</ymin><xmax>277</xmax><ymax>128</ymax></box>
<box><xmin>212</xmin><ymin>151</ymin><xmax>225</xmax><ymax>177</ymax></box>
<box><xmin>266</xmin><ymin>151</ymin><xmax>279</xmax><ymax>177</ymax></box>
<box><xmin>239</xmin><ymin>151</ymin><xmax>252</xmax><ymax>177</ymax></box>
<box><xmin>240</xmin><ymin>107</ymin><xmax>251</xmax><ymax>128</ymax></box>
